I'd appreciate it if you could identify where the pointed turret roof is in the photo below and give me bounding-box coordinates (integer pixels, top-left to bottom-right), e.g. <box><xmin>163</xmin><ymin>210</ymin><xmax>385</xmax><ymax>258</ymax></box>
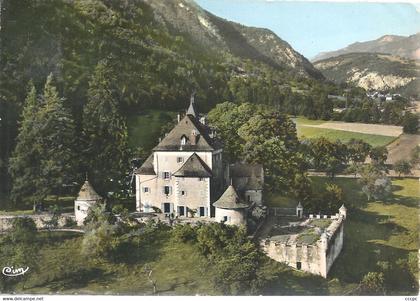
<box><xmin>173</xmin><ymin>153</ymin><xmax>212</xmax><ymax>177</ymax></box>
<box><xmin>76</xmin><ymin>179</ymin><xmax>102</xmax><ymax>202</ymax></box>
<box><xmin>186</xmin><ymin>93</ymin><xmax>198</xmax><ymax>117</ymax></box>
<box><xmin>213</xmin><ymin>185</ymin><xmax>249</xmax><ymax>209</ymax></box>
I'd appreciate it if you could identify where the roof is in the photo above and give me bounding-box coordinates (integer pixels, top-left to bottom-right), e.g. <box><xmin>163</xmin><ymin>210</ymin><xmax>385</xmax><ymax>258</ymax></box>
<box><xmin>135</xmin><ymin>154</ymin><xmax>156</xmax><ymax>175</ymax></box>
<box><xmin>173</xmin><ymin>153</ymin><xmax>212</xmax><ymax>177</ymax></box>
<box><xmin>230</xmin><ymin>163</ymin><xmax>263</xmax><ymax>178</ymax></box>
<box><xmin>76</xmin><ymin>180</ymin><xmax>102</xmax><ymax>202</ymax></box>
<box><xmin>186</xmin><ymin>94</ymin><xmax>198</xmax><ymax>117</ymax></box>
<box><xmin>243</xmin><ymin>173</ymin><xmax>263</xmax><ymax>190</ymax></box>
<box><xmin>153</xmin><ymin>114</ymin><xmax>220</xmax><ymax>151</ymax></box>
<box><xmin>213</xmin><ymin>185</ymin><xmax>249</xmax><ymax>209</ymax></box>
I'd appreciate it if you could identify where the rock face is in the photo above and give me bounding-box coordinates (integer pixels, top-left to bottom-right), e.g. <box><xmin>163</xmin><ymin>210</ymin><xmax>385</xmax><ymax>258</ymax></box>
<box><xmin>313</xmin><ymin>33</ymin><xmax>420</xmax><ymax>62</ymax></box>
<box><xmin>142</xmin><ymin>0</ymin><xmax>323</xmax><ymax>79</ymax></box>
<box><xmin>314</xmin><ymin>53</ymin><xmax>419</xmax><ymax>96</ymax></box>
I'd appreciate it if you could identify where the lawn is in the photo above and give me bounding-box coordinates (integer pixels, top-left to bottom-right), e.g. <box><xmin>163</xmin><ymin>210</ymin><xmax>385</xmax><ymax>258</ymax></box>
<box><xmin>293</xmin><ymin>116</ymin><xmax>396</xmax><ymax>147</ymax></box>
<box><xmin>296</xmin><ymin>126</ymin><xmax>396</xmax><ymax>147</ymax></box>
<box><xmin>2</xmin><ymin>231</ymin><xmax>219</xmax><ymax>295</ymax></box>
<box><xmin>127</xmin><ymin>110</ymin><xmax>176</xmax><ymax>151</ymax></box>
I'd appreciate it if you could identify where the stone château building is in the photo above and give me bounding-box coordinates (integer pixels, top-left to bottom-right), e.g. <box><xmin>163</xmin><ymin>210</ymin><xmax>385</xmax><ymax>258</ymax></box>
<box><xmin>134</xmin><ymin>96</ymin><xmax>264</xmax><ymax>225</ymax></box>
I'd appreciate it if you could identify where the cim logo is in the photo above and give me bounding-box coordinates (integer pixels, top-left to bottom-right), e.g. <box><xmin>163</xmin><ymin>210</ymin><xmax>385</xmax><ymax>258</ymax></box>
<box><xmin>2</xmin><ymin>266</ymin><xmax>29</xmax><ymax>277</ymax></box>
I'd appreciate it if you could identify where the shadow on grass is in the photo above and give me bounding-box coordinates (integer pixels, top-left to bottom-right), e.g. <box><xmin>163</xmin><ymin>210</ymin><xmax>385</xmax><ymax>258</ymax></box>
<box><xmin>46</xmin><ymin>267</ymin><xmax>107</xmax><ymax>291</ymax></box>
<box><xmin>263</xmin><ymin>268</ymin><xmax>329</xmax><ymax>295</ymax></box>
<box><xmin>328</xmin><ymin>209</ymin><xmax>415</xmax><ymax>294</ymax></box>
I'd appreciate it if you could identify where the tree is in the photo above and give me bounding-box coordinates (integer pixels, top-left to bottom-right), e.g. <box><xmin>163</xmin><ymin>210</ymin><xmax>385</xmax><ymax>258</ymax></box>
<box><xmin>402</xmin><ymin>112</ymin><xmax>418</xmax><ymax>134</ymax></box>
<box><xmin>306</xmin><ymin>138</ymin><xmax>348</xmax><ymax>176</ymax></box>
<box><xmin>360</xmin><ymin>272</ymin><xmax>385</xmax><ymax>295</ymax></box>
<box><xmin>238</xmin><ymin>110</ymin><xmax>304</xmax><ymax>192</ymax></box>
<box><xmin>358</xmin><ymin>164</ymin><xmax>391</xmax><ymax>201</ymax></box>
<box><xmin>369</xmin><ymin>146</ymin><xmax>388</xmax><ymax>167</ymax></box>
<box><xmin>393</xmin><ymin>160</ymin><xmax>412</xmax><ymax>177</ymax></box>
<box><xmin>9</xmin><ymin>75</ymin><xmax>77</xmax><ymax>206</ymax></box>
<box><xmin>323</xmin><ymin>183</ymin><xmax>343</xmax><ymax>212</ymax></box>
<box><xmin>81</xmin><ymin>203</ymin><xmax>122</xmax><ymax>262</ymax></box>
<box><xmin>83</xmin><ymin>60</ymin><xmax>129</xmax><ymax>193</ymax></box>
<box><xmin>37</xmin><ymin>74</ymin><xmax>78</xmax><ymax>199</ymax></box>
<box><xmin>346</xmin><ymin>139</ymin><xmax>371</xmax><ymax>164</ymax></box>
<box><xmin>9</xmin><ymin>82</ymin><xmax>42</xmax><ymax>206</ymax></box>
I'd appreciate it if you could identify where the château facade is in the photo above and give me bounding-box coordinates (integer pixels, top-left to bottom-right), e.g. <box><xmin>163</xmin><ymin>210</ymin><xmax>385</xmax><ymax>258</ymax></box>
<box><xmin>134</xmin><ymin>97</ymin><xmax>264</xmax><ymax>224</ymax></box>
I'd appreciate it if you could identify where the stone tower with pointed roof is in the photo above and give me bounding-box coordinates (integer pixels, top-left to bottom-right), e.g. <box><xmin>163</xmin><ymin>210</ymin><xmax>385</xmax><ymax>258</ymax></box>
<box><xmin>213</xmin><ymin>185</ymin><xmax>249</xmax><ymax>226</ymax></box>
<box><xmin>135</xmin><ymin>96</ymin><xmax>224</xmax><ymax>217</ymax></box>
<box><xmin>74</xmin><ymin>177</ymin><xmax>103</xmax><ymax>226</ymax></box>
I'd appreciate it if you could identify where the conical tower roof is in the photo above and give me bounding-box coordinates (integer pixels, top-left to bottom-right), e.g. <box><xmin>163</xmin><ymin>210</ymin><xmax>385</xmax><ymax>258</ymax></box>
<box><xmin>76</xmin><ymin>180</ymin><xmax>102</xmax><ymax>202</ymax></box>
<box><xmin>186</xmin><ymin>93</ymin><xmax>198</xmax><ymax>117</ymax></box>
<box><xmin>213</xmin><ymin>185</ymin><xmax>249</xmax><ymax>209</ymax></box>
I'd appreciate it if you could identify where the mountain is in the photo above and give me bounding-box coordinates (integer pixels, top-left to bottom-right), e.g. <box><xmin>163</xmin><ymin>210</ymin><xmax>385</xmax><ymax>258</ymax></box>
<box><xmin>143</xmin><ymin>0</ymin><xmax>323</xmax><ymax>79</ymax></box>
<box><xmin>313</xmin><ymin>33</ymin><xmax>420</xmax><ymax>62</ymax></box>
<box><xmin>314</xmin><ymin>53</ymin><xmax>419</xmax><ymax>97</ymax></box>
<box><xmin>0</xmin><ymin>0</ymin><xmax>325</xmax><ymax>112</ymax></box>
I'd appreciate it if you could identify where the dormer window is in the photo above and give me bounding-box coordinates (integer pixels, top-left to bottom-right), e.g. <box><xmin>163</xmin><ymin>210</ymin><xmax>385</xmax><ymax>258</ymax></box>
<box><xmin>181</xmin><ymin>135</ymin><xmax>187</xmax><ymax>145</ymax></box>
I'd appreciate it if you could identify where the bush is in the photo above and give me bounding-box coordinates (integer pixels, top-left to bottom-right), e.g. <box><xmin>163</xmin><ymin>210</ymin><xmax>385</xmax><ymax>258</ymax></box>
<box><xmin>360</xmin><ymin>272</ymin><xmax>385</xmax><ymax>295</ymax></box>
<box><xmin>171</xmin><ymin>224</ymin><xmax>197</xmax><ymax>243</ymax></box>
<box><xmin>8</xmin><ymin>217</ymin><xmax>37</xmax><ymax>243</ymax></box>
<box><xmin>64</xmin><ymin>216</ymin><xmax>77</xmax><ymax>228</ymax></box>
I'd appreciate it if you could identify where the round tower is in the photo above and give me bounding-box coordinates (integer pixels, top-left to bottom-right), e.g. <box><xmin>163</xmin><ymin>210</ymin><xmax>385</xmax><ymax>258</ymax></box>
<box><xmin>213</xmin><ymin>185</ymin><xmax>249</xmax><ymax>226</ymax></box>
<box><xmin>74</xmin><ymin>176</ymin><xmax>103</xmax><ymax>226</ymax></box>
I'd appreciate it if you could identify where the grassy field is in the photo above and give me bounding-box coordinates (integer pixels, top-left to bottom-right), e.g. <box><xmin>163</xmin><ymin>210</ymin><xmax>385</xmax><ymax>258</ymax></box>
<box><xmin>294</xmin><ymin>117</ymin><xmax>397</xmax><ymax>147</ymax></box>
<box><xmin>127</xmin><ymin>110</ymin><xmax>176</xmax><ymax>151</ymax></box>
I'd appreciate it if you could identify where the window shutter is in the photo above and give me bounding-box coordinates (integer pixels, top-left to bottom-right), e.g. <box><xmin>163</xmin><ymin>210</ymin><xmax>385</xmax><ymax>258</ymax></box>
<box><xmin>169</xmin><ymin>186</ymin><xmax>173</xmax><ymax>195</ymax></box>
<box><xmin>197</xmin><ymin>207</ymin><xmax>201</xmax><ymax>217</ymax></box>
<box><xmin>170</xmin><ymin>203</ymin><xmax>174</xmax><ymax>213</ymax></box>
<box><xmin>204</xmin><ymin>207</ymin><xmax>208</xmax><ymax>217</ymax></box>
<box><xmin>162</xmin><ymin>186</ymin><xmax>166</xmax><ymax>194</ymax></box>
<box><xmin>161</xmin><ymin>203</ymin><xmax>165</xmax><ymax>212</ymax></box>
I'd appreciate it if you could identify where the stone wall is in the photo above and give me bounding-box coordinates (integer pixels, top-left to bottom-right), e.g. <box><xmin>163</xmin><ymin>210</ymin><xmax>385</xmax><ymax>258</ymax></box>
<box><xmin>0</xmin><ymin>213</ymin><xmax>75</xmax><ymax>232</ymax></box>
<box><xmin>261</xmin><ymin>213</ymin><xmax>345</xmax><ymax>278</ymax></box>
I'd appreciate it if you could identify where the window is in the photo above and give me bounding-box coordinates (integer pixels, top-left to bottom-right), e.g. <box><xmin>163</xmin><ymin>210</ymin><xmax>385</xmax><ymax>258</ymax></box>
<box><xmin>199</xmin><ymin>207</ymin><xmax>205</xmax><ymax>217</ymax></box>
<box><xmin>177</xmin><ymin>157</ymin><xmax>184</xmax><ymax>163</ymax></box>
<box><xmin>181</xmin><ymin>190</ymin><xmax>186</xmax><ymax>196</ymax></box>
<box><xmin>178</xmin><ymin>206</ymin><xmax>185</xmax><ymax>216</ymax></box>
<box><xmin>163</xmin><ymin>172</ymin><xmax>170</xmax><ymax>179</ymax></box>
<box><xmin>163</xmin><ymin>186</ymin><xmax>171</xmax><ymax>195</ymax></box>
<box><xmin>163</xmin><ymin>203</ymin><xmax>171</xmax><ymax>213</ymax></box>
<box><xmin>247</xmin><ymin>195</ymin><xmax>251</xmax><ymax>202</ymax></box>
<box><xmin>181</xmin><ymin>136</ymin><xmax>187</xmax><ymax>145</ymax></box>
<box><xmin>296</xmin><ymin>262</ymin><xmax>302</xmax><ymax>270</ymax></box>
<box><xmin>77</xmin><ymin>206</ymin><xmax>80</xmax><ymax>211</ymax></box>
<box><xmin>143</xmin><ymin>187</ymin><xmax>150</xmax><ymax>193</ymax></box>
<box><xmin>223</xmin><ymin>216</ymin><xmax>228</xmax><ymax>222</ymax></box>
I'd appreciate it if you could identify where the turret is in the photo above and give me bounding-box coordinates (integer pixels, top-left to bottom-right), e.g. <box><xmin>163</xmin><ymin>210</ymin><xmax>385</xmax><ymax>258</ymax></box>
<box><xmin>339</xmin><ymin>204</ymin><xmax>347</xmax><ymax>219</ymax></box>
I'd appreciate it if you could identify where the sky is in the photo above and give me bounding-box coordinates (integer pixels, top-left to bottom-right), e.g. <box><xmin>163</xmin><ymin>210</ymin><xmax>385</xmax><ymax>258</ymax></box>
<box><xmin>195</xmin><ymin>0</ymin><xmax>420</xmax><ymax>59</ymax></box>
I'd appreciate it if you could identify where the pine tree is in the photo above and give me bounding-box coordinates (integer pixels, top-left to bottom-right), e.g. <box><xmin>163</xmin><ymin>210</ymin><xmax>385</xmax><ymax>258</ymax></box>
<box><xmin>9</xmin><ymin>81</ymin><xmax>41</xmax><ymax>206</ymax></box>
<box><xmin>83</xmin><ymin>60</ymin><xmax>129</xmax><ymax>193</ymax></box>
<box><xmin>36</xmin><ymin>73</ymin><xmax>77</xmax><ymax>198</ymax></box>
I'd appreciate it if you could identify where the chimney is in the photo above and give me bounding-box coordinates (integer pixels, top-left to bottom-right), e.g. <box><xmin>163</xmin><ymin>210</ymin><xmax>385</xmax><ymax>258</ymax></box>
<box><xmin>190</xmin><ymin>130</ymin><xmax>197</xmax><ymax>145</ymax></box>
